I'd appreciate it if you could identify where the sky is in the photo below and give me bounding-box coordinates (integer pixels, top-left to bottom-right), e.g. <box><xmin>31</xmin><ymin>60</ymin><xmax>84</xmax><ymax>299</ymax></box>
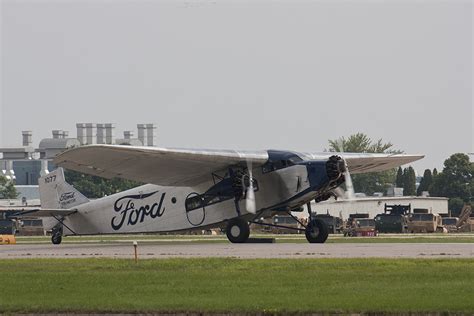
<box><xmin>1</xmin><ymin>0</ymin><xmax>473</xmax><ymax>174</ymax></box>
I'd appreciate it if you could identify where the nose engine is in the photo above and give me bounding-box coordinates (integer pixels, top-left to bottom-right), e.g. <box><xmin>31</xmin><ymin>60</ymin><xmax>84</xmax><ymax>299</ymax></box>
<box><xmin>326</xmin><ymin>155</ymin><xmax>346</xmax><ymax>181</ymax></box>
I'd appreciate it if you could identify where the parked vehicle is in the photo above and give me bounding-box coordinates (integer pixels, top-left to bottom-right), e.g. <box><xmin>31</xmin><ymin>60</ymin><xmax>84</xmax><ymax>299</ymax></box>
<box><xmin>407</xmin><ymin>209</ymin><xmax>443</xmax><ymax>233</ymax></box>
<box><xmin>344</xmin><ymin>214</ymin><xmax>377</xmax><ymax>237</ymax></box>
<box><xmin>375</xmin><ymin>204</ymin><xmax>410</xmax><ymax>233</ymax></box>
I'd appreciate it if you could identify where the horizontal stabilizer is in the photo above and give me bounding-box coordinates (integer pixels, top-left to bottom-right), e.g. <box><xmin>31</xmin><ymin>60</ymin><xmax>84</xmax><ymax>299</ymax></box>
<box><xmin>1</xmin><ymin>207</ymin><xmax>77</xmax><ymax>218</ymax></box>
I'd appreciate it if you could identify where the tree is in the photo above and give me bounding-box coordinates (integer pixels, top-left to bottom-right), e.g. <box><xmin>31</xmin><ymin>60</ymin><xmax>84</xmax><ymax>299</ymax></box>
<box><xmin>328</xmin><ymin>133</ymin><xmax>401</xmax><ymax>195</ymax></box>
<box><xmin>417</xmin><ymin>169</ymin><xmax>433</xmax><ymax>196</ymax></box>
<box><xmin>64</xmin><ymin>170</ymin><xmax>141</xmax><ymax>199</ymax></box>
<box><xmin>0</xmin><ymin>175</ymin><xmax>18</xmax><ymax>199</ymax></box>
<box><xmin>403</xmin><ymin>167</ymin><xmax>416</xmax><ymax>196</ymax></box>
<box><xmin>430</xmin><ymin>153</ymin><xmax>473</xmax><ymax>216</ymax></box>
<box><xmin>396</xmin><ymin>167</ymin><xmax>404</xmax><ymax>188</ymax></box>
<box><xmin>448</xmin><ymin>197</ymin><xmax>465</xmax><ymax>216</ymax></box>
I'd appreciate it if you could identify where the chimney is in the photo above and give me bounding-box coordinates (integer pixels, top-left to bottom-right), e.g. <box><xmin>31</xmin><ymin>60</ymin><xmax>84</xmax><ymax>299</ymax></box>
<box><xmin>76</xmin><ymin>123</ymin><xmax>87</xmax><ymax>145</ymax></box>
<box><xmin>124</xmin><ymin>131</ymin><xmax>134</xmax><ymax>140</ymax></box>
<box><xmin>145</xmin><ymin>124</ymin><xmax>157</xmax><ymax>147</ymax></box>
<box><xmin>97</xmin><ymin>124</ymin><xmax>105</xmax><ymax>144</ymax></box>
<box><xmin>52</xmin><ymin>130</ymin><xmax>62</xmax><ymax>139</ymax></box>
<box><xmin>85</xmin><ymin>123</ymin><xmax>97</xmax><ymax>145</ymax></box>
<box><xmin>137</xmin><ymin>124</ymin><xmax>146</xmax><ymax>146</ymax></box>
<box><xmin>104</xmin><ymin>123</ymin><xmax>115</xmax><ymax>144</ymax></box>
<box><xmin>22</xmin><ymin>131</ymin><xmax>32</xmax><ymax>147</ymax></box>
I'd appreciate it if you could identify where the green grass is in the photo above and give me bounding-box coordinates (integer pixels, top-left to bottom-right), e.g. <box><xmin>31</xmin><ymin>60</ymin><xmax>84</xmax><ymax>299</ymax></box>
<box><xmin>0</xmin><ymin>258</ymin><xmax>473</xmax><ymax>314</ymax></box>
<box><xmin>15</xmin><ymin>233</ymin><xmax>474</xmax><ymax>244</ymax></box>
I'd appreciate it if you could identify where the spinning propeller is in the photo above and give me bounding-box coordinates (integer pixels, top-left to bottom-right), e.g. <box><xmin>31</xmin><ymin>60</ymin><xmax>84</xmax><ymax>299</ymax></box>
<box><xmin>245</xmin><ymin>161</ymin><xmax>257</xmax><ymax>214</ymax></box>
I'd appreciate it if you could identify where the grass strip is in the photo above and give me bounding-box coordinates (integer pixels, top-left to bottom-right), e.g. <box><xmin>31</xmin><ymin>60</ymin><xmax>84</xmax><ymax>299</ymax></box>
<box><xmin>0</xmin><ymin>258</ymin><xmax>473</xmax><ymax>314</ymax></box>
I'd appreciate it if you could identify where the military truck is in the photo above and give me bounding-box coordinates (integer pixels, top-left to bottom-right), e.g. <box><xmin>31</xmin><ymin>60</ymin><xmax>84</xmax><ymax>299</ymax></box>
<box><xmin>344</xmin><ymin>213</ymin><xmax>377</xmax><ymax>237</ymax></box>
<box><xmin>375</xmin><ymin>204</ymin><xmax>410</xmax><ymax>233</ymax></box>
<box><xmin>270</xmin><ymin>215</ymin><xmax>303</xmax><ymax>234</ymax></box>
<box><xmin>407</xmin><ymin>208</ymin><xmax>443</xmax><ymax>233</ymax></box>
<box><xmin>441</xmin><ymin>217</ymin><xmax>459</xmax><ymax>233</ymax></box>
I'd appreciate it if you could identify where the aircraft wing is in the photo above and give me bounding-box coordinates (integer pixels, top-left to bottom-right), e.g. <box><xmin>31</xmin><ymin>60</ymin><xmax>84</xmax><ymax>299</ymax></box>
<box><xmin>302</xmin><ymin>152</ymin><xmax>424</xmax><ymax>174</ymax></box>
<box><xmin>55</xmin><ymin>145</ymin><xmax>269</xmax><ymax>187</ymax></box>
<box><xmin>0</xmin><ymin>207</ymin><xmax>77</xmax><ymax>217</ymax></box>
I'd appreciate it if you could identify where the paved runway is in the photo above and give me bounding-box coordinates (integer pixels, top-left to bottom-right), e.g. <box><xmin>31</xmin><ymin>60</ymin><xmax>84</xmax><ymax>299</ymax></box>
<box><xmin>1</xmin><ymin>242</ymin><xmax>473</xmax><ymax>259</ymax></box>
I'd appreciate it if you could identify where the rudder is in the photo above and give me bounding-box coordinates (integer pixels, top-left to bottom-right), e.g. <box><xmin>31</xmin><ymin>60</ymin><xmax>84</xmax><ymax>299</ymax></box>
<box><xmin>39</xmin><ymin>168</ymin><xmax>89</xmax><ymax>209</ymax></box>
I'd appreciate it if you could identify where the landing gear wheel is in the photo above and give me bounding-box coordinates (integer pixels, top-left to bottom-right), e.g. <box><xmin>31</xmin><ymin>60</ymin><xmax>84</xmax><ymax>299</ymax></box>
<box><xmin>52</xmin><ymin>233</ymin><xmax>62</xmax><ymax>245</ymax></box>
<box><xmin>305</xmin><ymin>219</ymin><xmax>329</xmax><ymax>243</ymax></box>
<box><xmin>226</xmin><ymin>218</ymin><xmax>250</xmax><ymax>243</ymax></box>
<box><xmin>51</xmin><ymin>225</ymin><xmax>63</xmax><ymax>245</ymax></box>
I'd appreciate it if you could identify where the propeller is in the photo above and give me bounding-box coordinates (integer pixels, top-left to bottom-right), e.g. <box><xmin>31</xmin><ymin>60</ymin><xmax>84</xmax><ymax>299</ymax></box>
<box><xmin>245</xmin><ymin>161</ymin><xmax>257</xmax><ymax>214</ymax></box>
<box><xmin>337</xmin><ymin>140</ymin><xmax>355</xmax><ymax>201</ymax></box>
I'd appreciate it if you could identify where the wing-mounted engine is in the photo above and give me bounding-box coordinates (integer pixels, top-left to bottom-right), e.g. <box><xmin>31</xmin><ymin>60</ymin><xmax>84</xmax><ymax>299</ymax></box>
<box><xmin>307</xmin><ymin>155</ymin><xmax>347</xmax><ymax>203</ymax></box>
<box><xmin>184</xmin><ymin>167</ymin><xmax>259</xmax><ymax>225</ymax></box>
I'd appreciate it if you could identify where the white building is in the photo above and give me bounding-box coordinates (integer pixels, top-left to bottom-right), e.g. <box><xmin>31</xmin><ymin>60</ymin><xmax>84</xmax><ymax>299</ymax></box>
<box><xmin>305</xmin><ymin>196</ymin><xmax>449</xmax><ymax>219</ymax></box>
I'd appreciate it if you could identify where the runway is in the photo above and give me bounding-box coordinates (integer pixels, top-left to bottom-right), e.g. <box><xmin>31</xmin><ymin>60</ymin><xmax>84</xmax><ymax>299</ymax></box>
<box><xmin>1</xmin><ymin>242</ymin><xmax>473</xmax><ymax>259</ymax></box>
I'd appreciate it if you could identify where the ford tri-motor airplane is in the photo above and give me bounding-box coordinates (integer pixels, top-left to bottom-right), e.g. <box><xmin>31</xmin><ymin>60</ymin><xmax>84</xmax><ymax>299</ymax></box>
<box><xmin>13</xmin><ymin>145</ymin><xmax>423</xmax><ymax>244</ymax></box>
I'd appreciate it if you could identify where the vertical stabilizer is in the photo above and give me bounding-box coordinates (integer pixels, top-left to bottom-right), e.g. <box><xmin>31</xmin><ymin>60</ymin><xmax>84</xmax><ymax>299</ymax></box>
<box><xmin>39</xmin><ymin>168</ymin><xmax>89</xmax><ymax>209</ymax></box>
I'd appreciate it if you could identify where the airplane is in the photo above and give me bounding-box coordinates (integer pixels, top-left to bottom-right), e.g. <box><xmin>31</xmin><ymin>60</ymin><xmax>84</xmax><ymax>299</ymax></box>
<box><xmin>9</xmin><ymin>145</ymin><xmax>423</xmax><ymax>244</ymax></box>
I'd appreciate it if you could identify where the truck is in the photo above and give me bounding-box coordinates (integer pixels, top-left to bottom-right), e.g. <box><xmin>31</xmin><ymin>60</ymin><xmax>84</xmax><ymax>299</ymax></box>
<box><xmin>407</xmin><ymin>208</ymin><xmax>443</xmax><ymax>233</ymax></box>
<box><xmin>343</xmin><ymin>213</ymin><xmax>377</xmax><ymax>237</ymax></box>
<box><xmin>374</xmin><ymin>204</ymin><xmax>410</xmax><ymax>233</ymax></box>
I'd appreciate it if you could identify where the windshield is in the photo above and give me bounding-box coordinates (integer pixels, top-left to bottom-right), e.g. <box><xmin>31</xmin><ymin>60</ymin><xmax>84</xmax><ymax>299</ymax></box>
<box><xmin>356</xmin><ymin>219</ymin><xmax>375</xmax><ymax>227</ymax></box>
<box><xmin>375</xmin><ymin>215</ymin><xmax>402</xmax><ymax>223</ymax></box>
<box><xmin>442</xmin><ymin>218</ymin><xmax>457</xmax><ymax>225</ymax></box>
<box><xmin>411</xmin><ymin>214</ymin><xmax>434</xmax><ymax>221</ymax></box>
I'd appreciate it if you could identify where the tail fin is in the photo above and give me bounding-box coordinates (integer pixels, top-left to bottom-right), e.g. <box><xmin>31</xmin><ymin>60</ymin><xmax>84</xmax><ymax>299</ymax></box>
<box><xmin>39</xmin><ymin>168</ymin><xmax>89</xmax><ymax>209</ymax></box>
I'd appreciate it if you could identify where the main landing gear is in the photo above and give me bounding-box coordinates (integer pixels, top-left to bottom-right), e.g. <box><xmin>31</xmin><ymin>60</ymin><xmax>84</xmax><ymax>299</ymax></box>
<box><xmin>226</xmin><ymin>218</ymin><xmax>250</xmax><ymax>243</ymax></box>
<box><xmin>305</xmin><ymin>219</ymin><xmax>329</xmax><ymax>243</ymax></box>
<box><xmin>225</xmin><ymin>215</ymin><xmax>329</xmax><ymax>244</ymax></box>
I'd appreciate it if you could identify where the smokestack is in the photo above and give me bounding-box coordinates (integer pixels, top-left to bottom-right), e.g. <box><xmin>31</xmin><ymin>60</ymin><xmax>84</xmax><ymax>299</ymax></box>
<box><xmin>137</xmin><ymin>124</ymin><xmax>146</xmax><ymax>146</ymax></box>
<box><xmin>104</xmin><ymin>123</ymin><xmax>115</xmax><ymax>144</ymax></box>
<box><xmin>22</xmin><ymin>131</ymin><xmax>32</xmax><ymax>147</ymax></box>
<box><xmin>96</xmin><ymin>124</ymin><xmax>105</xmax><ymax>144</ymax></box>
<box><xmin>145</xmin><ymin>124</ymin><xmax>157</xmax><ymax>147</ymax></box>
<box><xmin>76</xmin><ymin>123</ymin><xmax>86</xmax><ymax>145</ymax></box>
<box><xmin>85</xmin><ymin>123</ymin><xmax>97</xmax><ymax>145</ymax></box>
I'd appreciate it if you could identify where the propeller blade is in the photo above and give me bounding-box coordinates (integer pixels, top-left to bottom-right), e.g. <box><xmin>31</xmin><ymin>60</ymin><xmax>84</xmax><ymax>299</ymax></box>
<box><xmin>246</xmin><ymin>161</ymin><xmax>256</xmax><ymax>214</ymax></box>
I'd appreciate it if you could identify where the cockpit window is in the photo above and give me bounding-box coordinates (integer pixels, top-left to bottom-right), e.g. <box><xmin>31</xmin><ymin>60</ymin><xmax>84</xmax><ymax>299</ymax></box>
<box><xmin>262</xmin><ymin>150</ymin><xmax>303</xmax><ymax>174</ymax></box>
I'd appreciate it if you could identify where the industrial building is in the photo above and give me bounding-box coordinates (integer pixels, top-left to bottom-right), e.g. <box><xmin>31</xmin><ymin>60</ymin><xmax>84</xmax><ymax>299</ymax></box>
<box><xmin>0</xmin><ymin>123</ymin><xmax>157</xmax><ymax>187</ymax></box>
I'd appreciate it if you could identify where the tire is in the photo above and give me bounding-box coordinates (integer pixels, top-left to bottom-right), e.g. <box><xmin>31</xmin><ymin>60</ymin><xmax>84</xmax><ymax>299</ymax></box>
<box><xmin>51</xmin><ymin>234</ymin><xmax>62</xmax><ymax>245</ymax></box>
<box><xmin>226</xmin><ymin>218</ymin><xmax>250</xmax><ymax>243</ymax></box>
<box><xmin>305</xmin><ymin>219</ymin><xmax>329</xmax><ymax>243</ymax></box>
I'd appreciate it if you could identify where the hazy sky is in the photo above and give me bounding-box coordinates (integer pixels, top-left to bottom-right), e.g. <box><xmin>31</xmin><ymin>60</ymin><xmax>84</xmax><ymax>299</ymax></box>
<box><xmin>1</xmin><ymin>0</ymin><xmax>472</xmax><ymax>173</ymax></box>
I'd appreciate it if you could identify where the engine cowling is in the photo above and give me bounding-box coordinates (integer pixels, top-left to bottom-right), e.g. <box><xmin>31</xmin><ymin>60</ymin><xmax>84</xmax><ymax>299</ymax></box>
<box><xmin>326</xmin><ymin>155</ymin><xmax>346</xmax><ymax>181</ymax></box>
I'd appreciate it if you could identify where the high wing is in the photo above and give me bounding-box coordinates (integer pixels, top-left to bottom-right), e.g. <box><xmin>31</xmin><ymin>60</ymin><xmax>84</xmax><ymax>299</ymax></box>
<box><xmin>302</xmin><ymin>152</ymin><xmax>424</xmax><ymax>174</ymax></box>
<box><xmin>0</xmin><ymin>207</ymin><xmax>77</xmax><ymax>218</ymax></box>
<box><xmin>55</xmin><ymin>145</ymin><xmax>269</xmax><ymax>187</ymax></box>
<box><xmin>55</xmin><ymin>145</ymin><xmax>423</xmax><ymax>186</ymax></box>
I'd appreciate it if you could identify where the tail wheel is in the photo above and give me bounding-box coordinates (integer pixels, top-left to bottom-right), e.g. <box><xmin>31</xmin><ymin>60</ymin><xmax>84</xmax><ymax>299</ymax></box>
<box><xmin>51</xmin><ymin>234</ymin><xmax>62</xmax><ymax>245</ymax></box>
<box><xmin>226</xmin><ymin>218</ymin><xmax>250</xmax><ymax>243</ymax></box>
<box><xmin>305</xmin><ymin>219</ymin><xmax>329</xmax><ymax>243</ymax></box>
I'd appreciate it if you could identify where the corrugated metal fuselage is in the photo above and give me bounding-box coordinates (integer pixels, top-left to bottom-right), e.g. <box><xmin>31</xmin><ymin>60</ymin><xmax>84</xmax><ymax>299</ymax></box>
<box><xmin>57</xmin><ymin>163</ymin><xmax>333</xmax><ymax>236</ymax></box>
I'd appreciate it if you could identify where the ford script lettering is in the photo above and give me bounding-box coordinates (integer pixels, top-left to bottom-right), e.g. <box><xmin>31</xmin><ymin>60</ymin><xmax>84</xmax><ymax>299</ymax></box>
<box><xmin>59</xmin><ymin>192</ymin><xmax>77</xmax><ymax>207</ymax></box>
<box><xmin>60</xmin><ymin>192</ymin><xmax>75</xmax><ymax>201</ymax></box>
<box><xmin>111</xmin><ymin>191</ymin><xmax>166</xmax><ymax>230</ymax></box>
